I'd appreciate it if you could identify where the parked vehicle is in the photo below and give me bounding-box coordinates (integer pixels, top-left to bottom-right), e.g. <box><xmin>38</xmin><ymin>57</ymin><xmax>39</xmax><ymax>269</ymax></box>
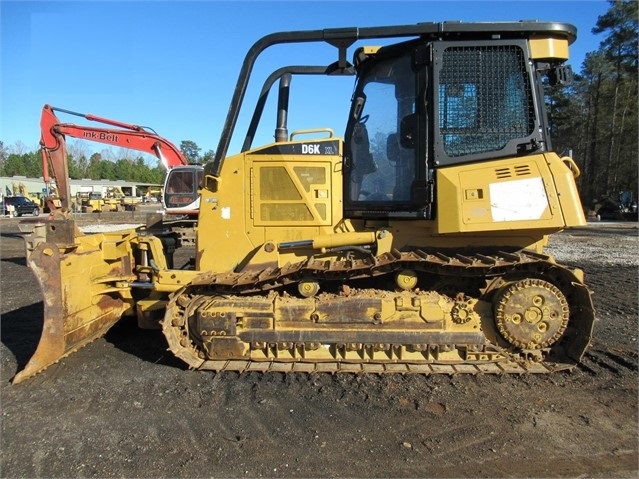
<box><xmin>1</xmin><ymin>196</ymin><xmax>41</xmax><ymax>217</ymax></box>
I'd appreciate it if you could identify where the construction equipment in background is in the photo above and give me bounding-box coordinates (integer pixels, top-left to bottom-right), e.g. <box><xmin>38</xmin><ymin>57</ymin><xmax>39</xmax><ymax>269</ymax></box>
<box><xmin>99</xmin><ymin>186</ymin><xmax>142</xmax><ymax>211</ymax></box>
<box><xmin>15</xmin><ymin>21</ymin><xmax>595</xmax><ymax>384</ymax></box>
<box><xmin>142</xmin><ymin>186</ymin><xmax>162</xmax><ymax>203</ymax></box>
<box><xmin>74</xmin><ymin>190</ymin><xmax>104</xmax><ymax>213</ymax></box>
<box><xmin>590</xmin><ymin>191</ymin><xmax>638</xmax><ymax>222</ymax></box>
<box><xmin>38</xmin><ymin>105</ymin><xmax>202</xmax><ymax>217</ymax></box>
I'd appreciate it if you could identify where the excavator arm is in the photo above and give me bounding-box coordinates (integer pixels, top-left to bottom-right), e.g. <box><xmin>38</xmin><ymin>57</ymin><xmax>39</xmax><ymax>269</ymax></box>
<box><xmin>39</xmin><ymin>104</ymin><xmax>195</xmax><ymax>214</ymax></box>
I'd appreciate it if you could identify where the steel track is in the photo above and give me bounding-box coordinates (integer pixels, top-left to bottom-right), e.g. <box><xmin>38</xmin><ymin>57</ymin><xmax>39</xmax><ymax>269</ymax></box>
<box><xmin>195</xmin><ymin>358</ymin><xmax>562</xmax><ymax>374</ymax></box>
<box><xmin>163</xmin><ymin>247</ymin><xmax>596</xmax><ymax>374</ymax></box>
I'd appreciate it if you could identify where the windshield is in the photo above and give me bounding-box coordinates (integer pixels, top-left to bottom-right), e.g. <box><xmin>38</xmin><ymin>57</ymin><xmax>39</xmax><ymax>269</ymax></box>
<box><xmin>346</xmin><ymin>51</ymin><xmax>417</xmax><ymax>206</ymax></box>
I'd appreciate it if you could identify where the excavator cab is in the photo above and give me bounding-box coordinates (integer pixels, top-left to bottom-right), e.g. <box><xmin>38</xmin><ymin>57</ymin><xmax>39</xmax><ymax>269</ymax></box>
<box><xmin>163</xmin><ymin>165</ymin><xmax>203</xmax><ymax>214</ymax></box>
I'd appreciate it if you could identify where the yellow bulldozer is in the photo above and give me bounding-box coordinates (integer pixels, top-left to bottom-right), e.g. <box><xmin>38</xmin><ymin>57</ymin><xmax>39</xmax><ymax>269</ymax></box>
<box><xmin>15</xmin><ymin>21</ymin><xmax>594</xmax><ymax>384</ymax></box>
<box><xmin>103</xmin><ymin>186</ymin><xmax>142</xmax><ymax>212</ymax></box>
<box><xmin>74</xmin><ymin>190</ymin><xmax>104</xmax><ymax>213</ymax></box>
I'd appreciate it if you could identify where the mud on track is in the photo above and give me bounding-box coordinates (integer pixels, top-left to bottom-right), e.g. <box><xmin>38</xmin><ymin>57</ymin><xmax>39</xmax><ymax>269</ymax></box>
<box><xmin>1</xmin><ymin>216</ymin><xmax>637</xmax><ymax>478</ymax></box>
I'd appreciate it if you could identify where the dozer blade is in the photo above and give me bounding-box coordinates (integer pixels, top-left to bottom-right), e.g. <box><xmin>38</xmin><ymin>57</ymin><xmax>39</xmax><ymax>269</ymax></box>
<box><xmin>13</xmin><ymin>239</ymin><xmax>131</xmax><ymax>384</ymax></box>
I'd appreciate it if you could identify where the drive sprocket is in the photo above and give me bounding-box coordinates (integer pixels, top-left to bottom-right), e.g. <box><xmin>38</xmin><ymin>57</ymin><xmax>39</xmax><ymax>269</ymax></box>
<box><xmin>494</xmin><ymin>278</ymin><xmax>569</xmax><ymax>350</ymax></box>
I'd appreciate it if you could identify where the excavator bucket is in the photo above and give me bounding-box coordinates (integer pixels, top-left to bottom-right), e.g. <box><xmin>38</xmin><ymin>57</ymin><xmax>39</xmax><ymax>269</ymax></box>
<box><xmin>13</xmin><ymin>220</ymin><xmax>135</xmax><ymax>384</ymax></box>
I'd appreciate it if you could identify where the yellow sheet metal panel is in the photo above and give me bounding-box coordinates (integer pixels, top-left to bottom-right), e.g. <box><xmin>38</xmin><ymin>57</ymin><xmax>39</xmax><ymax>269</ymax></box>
<box><xmin>196</xmin><ymin>140</ymin><xmax>345</xmax><ymax>273</ymax></box>
<box><xmin>529</xmin><ymin>37</ymin><xmax>569</xmax><ymax>60</ymax></box>
<box><xmin>197</xmin><ymin>152</ymin><xmax>257</xmax><ymax>272</ymax></box>
<box><xmin>545</xmin><ymin>153</ymin><xmax>587</xmax><ymax>226</ymax></box>
<box><xmin>435</xmin><ymin>155</ymin><xmax>571</xmax><ymax>234</ymax></box>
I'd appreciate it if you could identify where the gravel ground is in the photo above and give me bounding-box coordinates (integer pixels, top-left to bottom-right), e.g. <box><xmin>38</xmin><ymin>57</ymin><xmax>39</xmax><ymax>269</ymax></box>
<box><xmin>1</xmin><ymin>216</ymin><xmax>637</xmax><ymax>478</ymax></box>
<box><xmin>546</xmin><ymin>222</ymin><xmax>639</xmax><ymax>266</ymax></box>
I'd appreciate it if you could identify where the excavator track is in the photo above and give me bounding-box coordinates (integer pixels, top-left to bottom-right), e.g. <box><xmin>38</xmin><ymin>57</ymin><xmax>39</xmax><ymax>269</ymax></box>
<box><xmin>162</xmin><ymin>248</ymin><xmax>595</xmax><ymax>375</ymax></box>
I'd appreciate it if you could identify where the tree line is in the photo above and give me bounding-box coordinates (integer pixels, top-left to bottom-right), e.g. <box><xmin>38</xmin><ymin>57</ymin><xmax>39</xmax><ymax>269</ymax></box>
<box><xmin>0</xmin><ymin>148</ymin><xmax>167</xmax><ymax>184</ymax></box>
<box><xmin>0</xmin><ymin>1</ymin><xmax>636</xmax><ymax>210</ymax></box>
<box><xmin>0</xmin><ymin>139</ymin><xmax>213</xmax><ymax>185</ymax></box>
<box><xmin>547</xmin><ymin>0</ymin><xmax>637</xmax><ymax>208</ymax></box>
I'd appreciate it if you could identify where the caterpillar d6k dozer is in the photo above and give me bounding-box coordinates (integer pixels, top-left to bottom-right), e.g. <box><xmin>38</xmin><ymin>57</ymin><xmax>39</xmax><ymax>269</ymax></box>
<box><xmin>14</xmin><ymin>21</ymin><xmax>595</xmax><ymax>384</ymax></box>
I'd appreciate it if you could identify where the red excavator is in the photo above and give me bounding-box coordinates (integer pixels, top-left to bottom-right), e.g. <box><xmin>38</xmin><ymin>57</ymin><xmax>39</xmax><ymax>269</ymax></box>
<box><xmin>39</xmin><ymin>104</ymin><xmax>203</xmax><ymax>217</ymax></box>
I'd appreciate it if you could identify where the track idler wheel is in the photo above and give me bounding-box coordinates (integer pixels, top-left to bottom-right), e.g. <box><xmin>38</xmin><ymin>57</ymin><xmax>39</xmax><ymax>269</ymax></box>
<box><xmin>298</xmin><ymin>280</ymin><xmax>320</xmax><ymax>298</ymax></box>
<box><xmin>395</xmin><ymin>269</ymin><xmax>418</xmax><ymax>290</ymax></box>
<box><xmin>493</xmin><ymin>278</ymin><xmax>569</xmax><ymax>350</ymax></box>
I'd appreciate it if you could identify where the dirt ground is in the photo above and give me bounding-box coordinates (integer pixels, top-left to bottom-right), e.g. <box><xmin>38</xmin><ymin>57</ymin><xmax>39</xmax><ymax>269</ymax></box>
<box><xmin>1</xmin><ymin>215</ymin><xmax>637</xmax><ymax>478</ymax></box>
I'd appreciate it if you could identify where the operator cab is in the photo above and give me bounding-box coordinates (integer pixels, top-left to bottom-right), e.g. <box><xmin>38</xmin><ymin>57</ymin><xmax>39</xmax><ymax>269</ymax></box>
<box><xmin>343</xmin><ymin>36</ymin><xmax>569</xmax><ymax>220</ymax></box>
